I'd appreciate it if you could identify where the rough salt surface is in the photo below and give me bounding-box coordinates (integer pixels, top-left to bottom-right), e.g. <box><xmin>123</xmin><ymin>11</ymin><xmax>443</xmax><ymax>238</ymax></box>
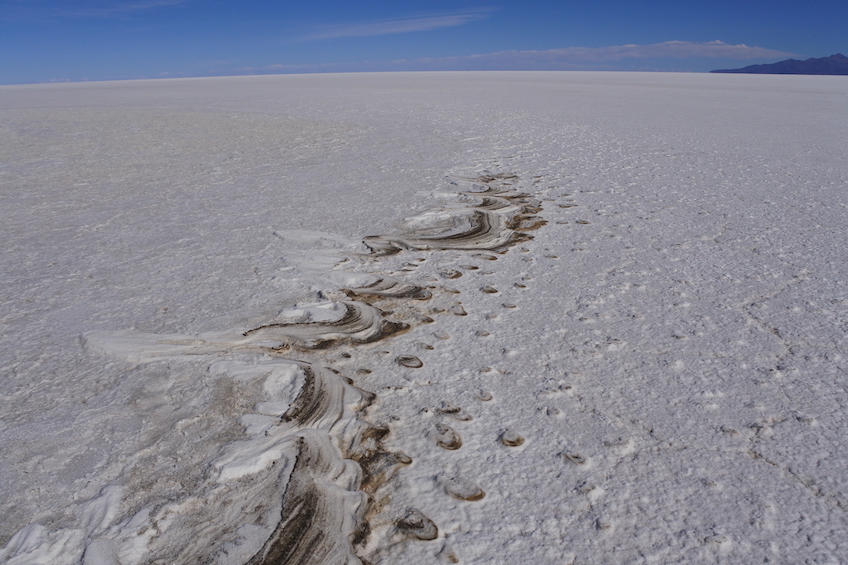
<box><xmin>1</xmin><ymin>72</ymin><xmax>847</xmax><ymax>564</ymax></box>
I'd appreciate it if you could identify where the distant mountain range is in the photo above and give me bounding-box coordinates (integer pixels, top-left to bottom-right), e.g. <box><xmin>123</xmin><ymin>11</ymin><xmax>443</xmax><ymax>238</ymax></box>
<box><xmin>711</xmin><ymin>53</ymin><xmax>848</xmax><ymax>75</ymax></box>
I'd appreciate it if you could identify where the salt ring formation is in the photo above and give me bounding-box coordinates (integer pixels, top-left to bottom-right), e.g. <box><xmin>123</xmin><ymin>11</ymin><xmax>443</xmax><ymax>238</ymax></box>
<box><xmin>2</xmin><ymin>73</ymin><xmax>848</xmax><ymax>564</ymax></box>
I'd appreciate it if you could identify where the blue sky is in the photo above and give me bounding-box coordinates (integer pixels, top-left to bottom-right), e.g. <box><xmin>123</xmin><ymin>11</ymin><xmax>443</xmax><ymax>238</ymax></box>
<box><xmin>1</xmin><ymin>0</ymin><xmax>845</xmax><ymax>84</ymax></box>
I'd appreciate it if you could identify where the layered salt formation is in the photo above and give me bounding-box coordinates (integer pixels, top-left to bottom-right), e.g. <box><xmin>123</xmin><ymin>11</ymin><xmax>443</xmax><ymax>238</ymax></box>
<box><xmin>3</xmin><ymin>173</ymin><xmax>543</xmax><ymax>564</ymax></box>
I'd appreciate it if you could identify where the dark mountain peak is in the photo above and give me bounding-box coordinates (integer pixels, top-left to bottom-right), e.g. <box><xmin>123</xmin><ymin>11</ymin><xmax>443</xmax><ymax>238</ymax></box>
<box><xmin>711</xmin><ymin>53</ymin><xmax>848</xmax><ymax>75</ymax></box>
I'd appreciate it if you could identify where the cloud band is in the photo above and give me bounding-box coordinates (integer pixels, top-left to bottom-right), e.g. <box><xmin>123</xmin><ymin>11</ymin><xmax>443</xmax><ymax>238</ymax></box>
<box><xmin>307</xmin><ymin>13</ymin><xmax>490</xmax><ymax>40</ymax></box>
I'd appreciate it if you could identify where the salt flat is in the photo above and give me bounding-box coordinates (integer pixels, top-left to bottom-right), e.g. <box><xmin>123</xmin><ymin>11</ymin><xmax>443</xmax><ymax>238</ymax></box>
<box><xmin>1</xmin><ymin>72</ymin><xmax>847</xmax><ymax>564</ymax></box>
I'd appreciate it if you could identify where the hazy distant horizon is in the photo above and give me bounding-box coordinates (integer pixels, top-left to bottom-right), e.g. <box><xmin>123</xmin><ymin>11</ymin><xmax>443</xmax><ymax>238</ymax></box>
<box><xmin>2</xmin><ymin>0</ymin><xmax>845</xmax><ymax>85</ymax></box>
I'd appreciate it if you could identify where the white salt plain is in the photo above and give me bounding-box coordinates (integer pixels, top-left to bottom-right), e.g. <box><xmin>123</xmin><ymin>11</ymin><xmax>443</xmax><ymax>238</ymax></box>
<box><xmin>1</xmin><ymin>72</ymin><xmax>847</xmax><ymax>564</ymax></box>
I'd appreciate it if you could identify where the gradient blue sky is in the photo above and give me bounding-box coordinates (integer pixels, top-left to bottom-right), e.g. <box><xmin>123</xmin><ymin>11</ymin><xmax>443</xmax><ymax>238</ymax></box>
<box><xmin>1</xmin><ymin>0</ymin><xmax>845</xmax><ymax>84</ymax></box>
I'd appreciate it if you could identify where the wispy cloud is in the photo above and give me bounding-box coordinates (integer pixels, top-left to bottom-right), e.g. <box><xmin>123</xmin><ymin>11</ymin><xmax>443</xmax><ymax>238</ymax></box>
<box><xmin>305</xmin><ymin>12</ymin><xmax>491</xmax><ymax>40</ymax></box>
<box><xmin>3</xmin><ymin>0</ymin><xmax>192</xmax><ymax>20</ymax></box>
<box><xmin>66</xmin><ymin>0</ymin><xmax>192</xmax><ymax>18</ymax></box>
<box><xmin>235</xmin><ymin>41</ymin><xmax>795</xmax><ymax>75</ymax></box>
<box><xmin>525</xmin><ymin>41</ymin><xmax>795</xmax><ymax>62</ymax></box>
